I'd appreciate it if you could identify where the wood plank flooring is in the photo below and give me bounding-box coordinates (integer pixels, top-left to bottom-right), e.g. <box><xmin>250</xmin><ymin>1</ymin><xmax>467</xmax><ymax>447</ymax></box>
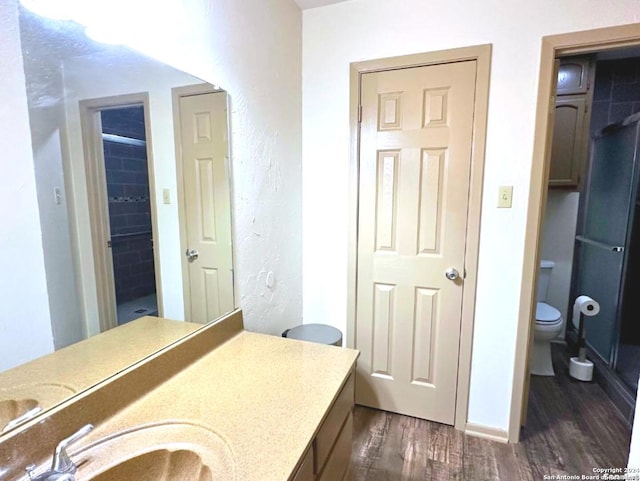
<box><xmin>350</xmin><ymin>345</ymin><xmax>632</xmax><ymax>480</ymax></box>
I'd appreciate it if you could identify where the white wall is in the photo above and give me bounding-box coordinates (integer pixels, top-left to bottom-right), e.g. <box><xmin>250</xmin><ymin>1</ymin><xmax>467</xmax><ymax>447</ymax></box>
<box><xmin>301</xmin><ymin>0</ymin><xmax>640</xmax><ymax>431</ymax></box>
<box><xmin>541</xmin><ymin>190</ymin><xmax>580</xmax><ymax>335</ymax></box>
<box><xmin>23</xmin><ymin>41</ymin><xmax>85</xmax><ymax>349</ymax></box>
<box><xmin>0</xmin><ymin>1</ymin><xmax>54</xmax><ymax>371</ymax></box>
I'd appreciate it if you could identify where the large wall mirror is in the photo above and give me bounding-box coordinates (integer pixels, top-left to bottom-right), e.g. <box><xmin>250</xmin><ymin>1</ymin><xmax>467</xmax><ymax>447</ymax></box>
<box><xmin>0</xmin><ymin>4</ymin><xmax>235</xmax><ymax>437</ymax></box>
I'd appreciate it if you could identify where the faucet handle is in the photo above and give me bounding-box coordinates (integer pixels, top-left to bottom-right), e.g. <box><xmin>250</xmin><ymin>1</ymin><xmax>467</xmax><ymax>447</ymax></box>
<box><xmin>52</xmin><ymin>424</ymin><xmax>94</xmax><ymax>473</ymax></box>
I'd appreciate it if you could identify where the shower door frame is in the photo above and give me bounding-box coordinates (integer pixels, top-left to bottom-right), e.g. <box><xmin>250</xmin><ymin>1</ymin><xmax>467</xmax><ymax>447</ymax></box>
<box><xmin>79</xmin><ymin>92</ymin><xmax>164</xmax><ymax>332</ymax></box>
<box><xmin>570</xmin><ymin>118</ymin><xmax>640</xmax><ymax>369</ymax></box>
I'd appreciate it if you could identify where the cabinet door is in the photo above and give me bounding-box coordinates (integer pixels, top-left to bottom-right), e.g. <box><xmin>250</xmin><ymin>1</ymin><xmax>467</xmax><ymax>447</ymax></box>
<box><xmin>557</xmin><ymin>57</ymin><xmax>590</xmax><ymax>95</ymax></box>
<box><xmin>317</xmin><ymin>413</ymin><xmax>353</xmax><ymax>481</ymax></box>
<box><xmin>549</xmin><ymin>95</ymin><xmax>588</xmax><ymax>187</ymax></box>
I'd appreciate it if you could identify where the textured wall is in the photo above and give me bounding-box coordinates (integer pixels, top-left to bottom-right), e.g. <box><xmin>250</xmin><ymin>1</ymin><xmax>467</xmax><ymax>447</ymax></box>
<box><xmin>0</xmin><ymin>2</ymin><xmax>53</xmax><ymax>370</ymax></box>
<box><xmin>22</xmin><ymin>26</ymin><xmax>85</xmax><ymax>351</ymax></box>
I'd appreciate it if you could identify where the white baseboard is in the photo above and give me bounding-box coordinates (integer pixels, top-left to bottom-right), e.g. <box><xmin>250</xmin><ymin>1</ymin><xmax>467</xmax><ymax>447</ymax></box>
<box><xmin>465</xmin><ymin>422</ymin><xmax>509</xmax><ymax>443</ymax></box>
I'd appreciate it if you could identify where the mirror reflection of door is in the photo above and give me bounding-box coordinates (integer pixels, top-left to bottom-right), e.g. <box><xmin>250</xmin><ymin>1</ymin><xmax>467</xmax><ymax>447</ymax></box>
<box><xmin>174</xmin><ymin>87</ymin><xmax>234</xmax><ymax>324</ymax></box>
<box><xmin>100</xmin><ymin>105</ymin><xmax>159</xmax><ymax>325</ymax></box>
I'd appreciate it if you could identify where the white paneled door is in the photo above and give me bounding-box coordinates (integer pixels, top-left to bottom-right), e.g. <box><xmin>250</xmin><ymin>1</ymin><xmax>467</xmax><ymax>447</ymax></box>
<box><xmin>179</xmin><ymin>92</ymin><xmax>234</xmax><ymax>324</ymax></box>
<box><xmin>355</xmin><ymin>60</ymin><xmax>476</xmax><ymax>424</ymax></box>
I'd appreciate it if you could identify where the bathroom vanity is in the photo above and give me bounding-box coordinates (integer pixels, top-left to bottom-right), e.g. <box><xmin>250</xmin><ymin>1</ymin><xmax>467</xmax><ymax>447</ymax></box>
<box><xmin>0</xmin><ymin>310</ymin><xmax>359</xmax><ymax>481</ymax></box>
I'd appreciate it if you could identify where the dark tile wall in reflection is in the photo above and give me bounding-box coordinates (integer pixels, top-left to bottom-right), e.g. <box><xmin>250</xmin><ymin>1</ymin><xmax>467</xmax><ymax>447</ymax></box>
<box><xmin>102</xmin><ymin>106</ymin><xmax>156</xmax><ymax>305</ymax></box>
<box><xmin>591</xmin><ymin>58</ymin><xmax>640</xmax><ymax>136</ymax></box>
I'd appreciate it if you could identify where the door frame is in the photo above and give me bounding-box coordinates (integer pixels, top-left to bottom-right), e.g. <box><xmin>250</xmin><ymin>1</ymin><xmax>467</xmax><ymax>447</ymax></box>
<box><xmin>511</xmin><ymin>23</ymin><xmax>640</xmax><ymax>443</ymax></box>
<box><xmin>172</xmin><ymin>84</ymin><xmax>234</xmax><ymax>323</ymax></box>
<box><xmin>347</xmin><ymin>44</ymin><xmax>492</xmax><ymax>434</ymax></box>
<box><xmin>79</xmin><ymin>92</ymin><xmax>163</xmax><ymax>332</ymax></box>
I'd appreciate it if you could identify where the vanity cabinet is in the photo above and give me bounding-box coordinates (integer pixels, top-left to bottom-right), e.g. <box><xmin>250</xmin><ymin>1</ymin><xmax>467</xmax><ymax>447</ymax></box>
<box><xmin>292</xmin><ymin>372</ymin><xmax>354</xmax><ymax>481</ymax></box>
<box><xmin>0</xmin><ymin>310</ymin><xmax>360</xmax><ymax>481</ymax></box>
<box><xmin>549</xmin><ymin>56</ymin><xmax>595</xmax><ymax>188</ymax></box>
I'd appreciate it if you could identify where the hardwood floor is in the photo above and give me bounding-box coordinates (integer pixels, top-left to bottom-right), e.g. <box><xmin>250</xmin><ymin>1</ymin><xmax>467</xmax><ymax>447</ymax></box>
<box><xmin>350</xmin><ymin>345</ymin><xmax>632</xmax><ymax>480</ymax></box>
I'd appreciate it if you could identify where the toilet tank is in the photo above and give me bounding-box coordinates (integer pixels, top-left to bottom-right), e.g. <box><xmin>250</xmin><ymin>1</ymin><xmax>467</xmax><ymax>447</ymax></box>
<box><xmin>537</xmin><ymin>260</ymin><xmax>555</xmax><ymax>302</ymax></box>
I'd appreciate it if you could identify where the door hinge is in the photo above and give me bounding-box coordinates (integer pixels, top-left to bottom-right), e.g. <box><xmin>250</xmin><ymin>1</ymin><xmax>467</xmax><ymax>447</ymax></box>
<box><xmin>358</xmin><ymin>105</ymin><xmax>362</xmax><ymax>123</ymax></box>
<box><xmin>107</xmin><ymin>239</ymin><xmax>112</xmax><ymax>248</ymax></box>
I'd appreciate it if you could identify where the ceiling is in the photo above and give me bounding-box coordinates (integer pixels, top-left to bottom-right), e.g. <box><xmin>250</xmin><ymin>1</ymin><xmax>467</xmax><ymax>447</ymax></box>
<box><xmin>295</xmin><ymin>0</ymin><xmax>350</xmax><ymax>10</ymax></box>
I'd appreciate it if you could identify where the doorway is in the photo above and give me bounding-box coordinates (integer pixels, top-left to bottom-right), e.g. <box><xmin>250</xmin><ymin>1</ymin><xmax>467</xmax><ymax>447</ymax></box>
<box><xmin>80</xmin><ymin>93</ymin><xmax>163</xmax><ymax>332</ymax></box>
<box><xmin>348</xmin><ymin>45</ymin><xmax>491</xmax><ymax>434</ymax></box>
<box><xmin>512</xmin><ymin>23</ymin><xmax>640</xmax><ymax>443</ymax></box>
<box><xmin>100</xmin><ymin>106</ymin><xmax>158</xmax><ymax>325</ymax></box>
<box><xmin>537</xmin><ymin>49</ymin><xmax>640</xmax><ymax>426</ymax></box>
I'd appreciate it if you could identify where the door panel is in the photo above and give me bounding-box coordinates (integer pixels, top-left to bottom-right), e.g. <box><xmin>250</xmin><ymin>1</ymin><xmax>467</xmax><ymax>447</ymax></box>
<box><xmin>179</xmin><ymin>92</ymin><xmax>234</xmax><ymax>323</ymax></box>
<box><xmin>356</xmin><ymin>61</ymin><xmax>476</xmax><ymax>424</ymax></box>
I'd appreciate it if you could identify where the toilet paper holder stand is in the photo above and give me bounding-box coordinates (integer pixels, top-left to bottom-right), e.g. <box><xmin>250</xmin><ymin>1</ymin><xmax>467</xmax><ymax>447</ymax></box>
<box><xmin>575</xmin><ymin>311</ymin><xmax>588</xmax><ymax>364</ymax></box>
<box><xmin>570</xmin><ymin>298</ymin><xmax>599</xmax><ymax>382</ymax></box>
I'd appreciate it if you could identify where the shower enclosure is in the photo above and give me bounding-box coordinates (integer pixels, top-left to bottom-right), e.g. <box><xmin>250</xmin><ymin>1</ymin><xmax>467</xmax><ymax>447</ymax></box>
<box><xmin>573</xmin><ymin>112</ymin><xmax>640</xmax><ymax>392</ymax></box>
<box><xmin>101</xmin><ymin>106</ymin><xmax>158</xmax><ymax>325</ymax></box>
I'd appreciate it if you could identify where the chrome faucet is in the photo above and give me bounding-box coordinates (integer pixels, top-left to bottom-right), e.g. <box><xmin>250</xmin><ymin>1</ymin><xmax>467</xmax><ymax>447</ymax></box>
<box><xmin>25</xmin><ymin>424</ymin><xmax>94</xmax><ymax>481</ymax></box>
<box><xmin>2</xmin><ymin>407</ymin><xmax>42</xmax><ymax>432</ymax></box>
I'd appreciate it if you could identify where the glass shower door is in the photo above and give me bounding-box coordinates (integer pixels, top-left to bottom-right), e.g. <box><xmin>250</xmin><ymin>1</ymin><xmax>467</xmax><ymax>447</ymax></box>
<box><xmin>574</xmin><ymin>118</ymin><xmax>640</xmax><ymax>364</ymax></box>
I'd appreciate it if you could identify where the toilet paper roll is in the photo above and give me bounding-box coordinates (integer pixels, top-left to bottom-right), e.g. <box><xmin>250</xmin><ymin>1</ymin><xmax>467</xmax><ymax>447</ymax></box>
<box><xmin>572</xmin><ymin>295</ymin><xmax>601</xmax><ymax>329</ymax></box>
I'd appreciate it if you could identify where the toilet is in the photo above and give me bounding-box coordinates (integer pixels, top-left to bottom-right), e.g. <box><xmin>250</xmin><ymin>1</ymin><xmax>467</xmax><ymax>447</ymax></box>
<box><xmin>531</xmin><ymin>260</ymin><xmax>564</xmax><ymax>376</ymax></box>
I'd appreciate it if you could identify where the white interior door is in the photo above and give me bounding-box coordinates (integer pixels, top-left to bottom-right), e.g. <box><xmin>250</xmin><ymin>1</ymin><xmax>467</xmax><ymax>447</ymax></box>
<box><xmin>179</xmin><ymin>91</ymin><xmax>234</xmax><ymax>324</ymax></box>
<box><xmin>355</xmin><ymin>60</ymin><xmax>476</xmax><ymax>424</ymax></box>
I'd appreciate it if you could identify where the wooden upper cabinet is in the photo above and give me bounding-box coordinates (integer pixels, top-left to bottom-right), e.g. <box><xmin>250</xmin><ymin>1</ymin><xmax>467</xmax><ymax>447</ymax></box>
<box><xmin>549</xmin><ymin>56</ymin><xmax>595</xmax><ymax>188</ymax></box>
<box><xmin>556</xmin><ymin>57</ymin><xmax>590</xmax><ymax>96</ymax></box>
<box><xmin>549</xmin><ymin>96</ymin><xmax>588</xmax><ymax>187</ymax></box>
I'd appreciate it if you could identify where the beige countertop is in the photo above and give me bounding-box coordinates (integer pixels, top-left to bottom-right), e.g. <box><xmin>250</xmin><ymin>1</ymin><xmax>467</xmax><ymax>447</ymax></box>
<box><xmin>73</xmin><ymin>316</ymin><xmax>359</xmax><ymax>481</ymax></box>
<box><xmin>0</xmin><ymin>317</ymin><xmax>202</xmax><ymax>417</ymax></box>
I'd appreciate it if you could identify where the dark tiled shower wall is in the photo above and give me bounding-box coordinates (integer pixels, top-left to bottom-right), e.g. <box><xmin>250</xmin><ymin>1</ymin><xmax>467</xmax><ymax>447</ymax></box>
<box><xmin>591</xmin><ymin>57</ymin><xmax>640</xmax><ymax>136</ymax></box>
<box><xmin>102</xmin><ymin>107</ymin><xmax>155</xmax><ymax>305</ymax></box>
<box><xmin>110</xmin><ymin>235</ymin><xmax>156</xmax><ymax>305</ymax></box>
<box><xmin>101</xmin><ymin>106</ymin><xmax>146</xmax><ymax>140</ymax></box>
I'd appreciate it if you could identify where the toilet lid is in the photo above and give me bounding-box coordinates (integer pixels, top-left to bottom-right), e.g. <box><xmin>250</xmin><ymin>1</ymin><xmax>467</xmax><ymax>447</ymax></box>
<box><xmin>536</xmin><ymin>302</ymin><xmax>561</xmax><ymax>323</ymax></box>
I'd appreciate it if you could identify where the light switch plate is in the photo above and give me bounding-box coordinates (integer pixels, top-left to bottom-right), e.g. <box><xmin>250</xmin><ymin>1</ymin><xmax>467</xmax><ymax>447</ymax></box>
<box><xmin>162</xmin><ymin>188</ymin><xmax>171</xmax><ymax>204</ymax></box>
<box><xmin>498</xmin><ymin>186</ymin><xmax>513</xmax><ymax>208</ymax></box>
<box><xmin>53</xmin><ymin>187</ymin><xmax>62</xmax><ymax>205</ymax></box>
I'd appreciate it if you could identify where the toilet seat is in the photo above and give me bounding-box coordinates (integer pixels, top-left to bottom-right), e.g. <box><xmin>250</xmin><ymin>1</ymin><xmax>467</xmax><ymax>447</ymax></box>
<box><xmin>536</xmin><ymin>302</ymin><xmax>561</xmax><ymax>323</ymax></box>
